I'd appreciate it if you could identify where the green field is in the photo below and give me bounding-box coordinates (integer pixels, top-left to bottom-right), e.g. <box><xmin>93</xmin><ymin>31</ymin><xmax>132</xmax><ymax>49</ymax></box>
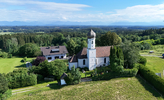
<box><xmin>0</xmin><ymin>57</ymin><xmax>35</xmax><ymax>73</ymax></box>
<box><xmin>0</xmin><ymin>32</ymin><xmax>15</xmax><ymax>35</ymax></box>
<box><xmin>140</xmin><ymin>45</ymin><xmax>164</xmax><ymax>56</ymax></box>
<box><xmin>9</xmin><ymin>76</ymin><xmax>163</xmax><ymax>100</ymax></box>
<box><xmin>143</xmin><ymin>56</ymin><xmax>164</xmax><ymax>74</ymax></box>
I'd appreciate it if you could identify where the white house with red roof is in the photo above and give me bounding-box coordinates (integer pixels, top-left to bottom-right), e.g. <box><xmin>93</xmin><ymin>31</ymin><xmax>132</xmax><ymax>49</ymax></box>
<box><xmin>69</xmin><ymin>30</ymin><xmax>111</xmax><ymax>70</ymax></box>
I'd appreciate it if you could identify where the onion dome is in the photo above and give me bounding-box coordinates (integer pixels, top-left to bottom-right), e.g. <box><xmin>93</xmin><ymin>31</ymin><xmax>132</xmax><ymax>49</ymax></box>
<box><xmin>87</xmin><ymin>29</ymin><xmax>96</xmax><ymax>39</ymax></box>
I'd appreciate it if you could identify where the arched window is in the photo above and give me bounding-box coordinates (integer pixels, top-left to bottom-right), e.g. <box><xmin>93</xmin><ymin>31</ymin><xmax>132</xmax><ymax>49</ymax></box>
<box><xmin>83</xmin><ymin>59</ymin><xmax>85</xmax><ymax>65</ymax></box>
<box><xmin>104</xmin><ymin>58</ymin><xmax>106</xmax><ymax>63</ymax></box>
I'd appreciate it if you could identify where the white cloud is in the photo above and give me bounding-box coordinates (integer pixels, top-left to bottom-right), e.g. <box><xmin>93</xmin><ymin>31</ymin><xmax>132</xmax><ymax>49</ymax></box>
<box><xmin>0</xmin><ymin>0</ymin><xmax>164</xmax><ymax>23</ymax></box>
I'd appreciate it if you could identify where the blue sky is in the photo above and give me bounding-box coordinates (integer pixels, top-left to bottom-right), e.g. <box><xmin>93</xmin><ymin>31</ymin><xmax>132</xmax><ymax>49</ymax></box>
<box><xmin>0</xmin><ymin>0</ymin><xmax>164</xmax><ymax>25</ymax></box>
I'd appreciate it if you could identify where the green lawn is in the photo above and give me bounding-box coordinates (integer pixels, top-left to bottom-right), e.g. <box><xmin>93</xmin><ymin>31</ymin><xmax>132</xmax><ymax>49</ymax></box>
<box><xmin>9</xmin><ymin>76</ymin><xmax>163</xmax><ymax>100</ymax></box>
<box><xmin>143</xmin><ymin>56</ymin><xmax>164</xmax><ymax>74</ymax></box>
<box><xmin>0</xmin><ymin>57</ymin><xmax>35</xmax><ymax>74</ymax></box>
<box><xmin>140</xmin><ymin>45</ymin><xmax>164</xmax><ymax>56</ymax></box>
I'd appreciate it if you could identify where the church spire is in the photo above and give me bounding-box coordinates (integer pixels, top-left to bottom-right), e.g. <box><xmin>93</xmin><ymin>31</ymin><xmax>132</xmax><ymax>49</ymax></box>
<box><xmin>87</xmin><ymin>29</ymin><xmax>96</xmax><ymax>39</ymax></box>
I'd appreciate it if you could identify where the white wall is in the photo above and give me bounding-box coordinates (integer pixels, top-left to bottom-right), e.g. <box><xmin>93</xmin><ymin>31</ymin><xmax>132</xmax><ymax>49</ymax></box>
<box><xmin>78</xmin><ymin>58</ymin><xmax>88</xmax><ymax>68</ymax></box>
<box><xmin>96</xmin><ymin>57</ymin><xmax>110</xmax><ymax>67</ymax></box>
<box><xmin>45</xmin><ymin>54</ymin><xmax>66</xmax><ymax>62</ymax></box>
<box><xmin>69</xmin><ymin>62</ymin><xmax>78</xmax><ymax>70</ymax></box>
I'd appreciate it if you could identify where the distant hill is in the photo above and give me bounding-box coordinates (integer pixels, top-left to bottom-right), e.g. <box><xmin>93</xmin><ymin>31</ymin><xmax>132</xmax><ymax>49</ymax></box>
<box><xmin>0</xmin><ymin>21</ymin><xmax>163</xmax><ymax>26</ymax></box>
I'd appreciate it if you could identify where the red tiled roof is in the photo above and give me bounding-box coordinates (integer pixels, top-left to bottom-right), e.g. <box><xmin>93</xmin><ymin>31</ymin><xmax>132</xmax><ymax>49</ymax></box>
<box><xmin>69</xmin><ymin>46</ymin><xmax>111</xmax><ymax>62</ymax></box>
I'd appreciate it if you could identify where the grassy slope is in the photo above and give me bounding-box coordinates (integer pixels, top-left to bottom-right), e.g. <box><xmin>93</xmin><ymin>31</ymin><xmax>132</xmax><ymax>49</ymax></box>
<box><xmin>143</xmin><ymin>56</ymin><xmax>164</xmax><ymax>74</ymax></box>
<box><xmin>9</xmin><ymin>76</ymin><xmax>163</xmax><ymax>100</ymax></box>
<box><xmin>0</xmin><ymin>57</ymin><xmax>35</xmax><ymax>73</ymax></box>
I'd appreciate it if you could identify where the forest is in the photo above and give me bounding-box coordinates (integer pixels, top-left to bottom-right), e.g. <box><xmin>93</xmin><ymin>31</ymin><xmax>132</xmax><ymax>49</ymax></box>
<box><xmin>0</xmin><ymin>26</ymin><xmax>164</xmax><ymax>57</ymax></box>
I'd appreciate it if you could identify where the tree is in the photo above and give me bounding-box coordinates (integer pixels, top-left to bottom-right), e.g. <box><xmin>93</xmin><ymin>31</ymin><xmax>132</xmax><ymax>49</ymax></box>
<box><xmin>120</xmin><ymin>40</ymin><xmax>140</xmax><ymax>68</ymax></box>
<box><xmin>0</xmin><ymin>73</ymin><xmax>8</xmax><ymax>94</ymax></box>
<box><xmin>48</xmin><ymin>59</ymin><xmax>68</xmax><ymax>80</ymax></box>
<box><xmin>31</xmin><ymin>60</ymin><xmax>67</xmax><ymax>79</ymax></box>
<box><xmin>64</xmin><ymin>66</ymin><xmax>81</xmax><ymax>85</ymax></box>
<box><xmin>110</xmin><ymin>46</ymin><xmax>124</xmax><ymax>73</ymax></box>
<box><xmin>99</xmin><ymin>31</ymin><xmax>121</xmax><ymax>46</ymax></box>
<box><xmin>18</xmin><ymin>43</ymin><xmax>41</xmax><ymax>57</ymax></box>
<box><xmin>67</xmin><ymin>39</ymin><xmax>76</xmax><ymax>55</ymax></box>
<box><xmin>32</xmin><ymin>56</ymin><xmax>46</xmax><ymax>66</ymax></box>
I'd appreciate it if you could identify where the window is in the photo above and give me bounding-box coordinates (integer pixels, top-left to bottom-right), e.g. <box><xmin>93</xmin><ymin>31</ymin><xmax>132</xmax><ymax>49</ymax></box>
<box><xmin>55</xmin><ymin>56</ymin><xmax>59</xmax><ymax>59</ymax></box>
<box><xmin>104</xmin><ymin>58</ymin><xmax>106</xmax><ymax>63</ymax></box>
<box><xmin>83</xmin><ymin>59</ymin><xmax>85</xmax><ymax>65</ymax></box>
<box><xmin>48</xmin><ymin>57</ymin><xmax>52</xmax><ymax>60</ymax></box>
<box><xmin>61</xmin><ymin>56</ymin><xmax>63</xmax><ymax>58</ymax></box>
<box><xmin>92</xmin><ymin>41</ymin><xmax>93</xmax><ymax>44</ymax></box>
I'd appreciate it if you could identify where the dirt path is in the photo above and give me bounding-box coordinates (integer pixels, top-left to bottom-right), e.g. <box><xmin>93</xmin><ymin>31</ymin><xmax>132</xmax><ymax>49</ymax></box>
<box><xmin>141</xmin><ymin>55</ymin><xmax>163</xmax><ymax>57</ymax></box>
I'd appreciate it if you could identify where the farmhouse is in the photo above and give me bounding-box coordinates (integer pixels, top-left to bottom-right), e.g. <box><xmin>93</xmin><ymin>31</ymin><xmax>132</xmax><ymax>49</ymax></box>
<box><xmin>41</xmin><ymin>46</ymin><xmax>68</xmax><ymax>62</ymax></box>
<box><xmin>69</xmin><ymin>30</ymin><xmax>111</xmax><ymax>70</ymax></box>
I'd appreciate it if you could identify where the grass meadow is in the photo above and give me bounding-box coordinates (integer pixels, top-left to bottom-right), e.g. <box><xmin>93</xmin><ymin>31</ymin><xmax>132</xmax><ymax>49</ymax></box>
<box><xmin>140</xmin><ymin>45</ymin><xmax>164</xmax><ymax>56</ymax></box>
<box><xmin>0</xmin><ymin>57</ymin><xmax>35</xmax><ymax>73</ymax></box>
<box><xmin>9</xmin><ymin>76</ymin><xmax>163</xmax><ymax>100</ymax></box>
<box><xmin>143</xmin><ymin>56</ymin><xmax>164</xmax><ymax>77</ymax></box>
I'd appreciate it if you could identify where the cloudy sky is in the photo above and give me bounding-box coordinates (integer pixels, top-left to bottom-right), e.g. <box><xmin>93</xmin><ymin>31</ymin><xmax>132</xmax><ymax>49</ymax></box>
<box><xmin>0</xmin><ymin>0</ymin><xmax>164</xmax><ymax>25</ymax></box>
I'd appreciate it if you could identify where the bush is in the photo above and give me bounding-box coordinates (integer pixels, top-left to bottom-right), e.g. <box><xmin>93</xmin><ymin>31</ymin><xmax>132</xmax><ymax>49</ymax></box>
<box><xmin>5</xmin><ymin>69</ymin><xmax>37</xmax><ymax>89</ymax></box>
<box><xmin>32</xmin><ymin>56</ymin><xmax>46</xmax><ymax>66</ymax></box>
<box><xmin>0</xmin><ymin>73</ymin><xmax>8</xmax><ymax>94</ymax></box>
<box><xmin>77</xmin><ymin>67</ymin><xmax>89</xmax><ymax>72</ymax></box>
<box><xmin>8</xmin><ymin>54</ymin><xmax>12</xmax><ymax>58</ymax></box>
<box><xmin>138</xmin><ymin>56</ymin><xmax>147</xmax><ymax>66</ymax></box>
<box><xmin>64</xmin><ymin>66</ymin><xmax>81</xmax><ymax>85</ymax></box>
<box><xmin>139</xmin><ymin>64</ymin><xmax>164</xmax><ymax>94</ymax></box>
<box><xmin>1</xmin><ymin>52</ymin><xmax>8</xmax><ymax>58</ymax></box>
<box><xmin>0</xmin><ymin>89</ymin><xmax>12</xmax><ymax>100</ymax></box>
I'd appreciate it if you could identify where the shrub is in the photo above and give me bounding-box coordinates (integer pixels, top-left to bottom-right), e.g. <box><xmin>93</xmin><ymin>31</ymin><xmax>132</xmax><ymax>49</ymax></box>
<box><xmin>0</xmin><ymin>89</ymin><xmax>12</xmax><ymax>100</ymax></box>
<box><xmin>77</xmin><ymin>67</ymin><xmax>89</xmax><ymax>72</ymax></box>
<box><xmin>5</xmin><ymin>69</ymin><xmax>37</xmax><ymax>89</ymax></box>
<box><xmin>0</xmin><ymin>73</ymin><xmax>8</xmax><ymax>94</ymax></box>
<box><xmin>8</xmin><ymin>54</ymin><xmax>12</xmax><ymax>58</ymax></box>
<box><xmin>139</xmin><ymin>64</ymin><xmax>164</xmax><ymax>94</ymax></box>
<box><xmin>138</xmin><ymin>56</ymin><xmax>147</xmax><ymax>66</ymax></box>
<box><xmin>32</xmin><ymin>56</ymin><xmax>46</xmax><ymax>66</ymax></box>
<box><xmin>64</xmin><ymin>66</ymin><xmax>81</xmax><ymax>85</ymax></box>
<box><xmin>1</xmin><ymin>52</ymin><xmax>8</xmax><ymax>58</ymax></box>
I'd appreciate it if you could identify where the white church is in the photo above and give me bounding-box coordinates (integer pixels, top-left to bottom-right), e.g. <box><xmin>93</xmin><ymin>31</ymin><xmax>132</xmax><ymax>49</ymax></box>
<box><xmin>69</xmin><ymin>29</ymin><xmax>111</xmax><ymax>70</ymax></box>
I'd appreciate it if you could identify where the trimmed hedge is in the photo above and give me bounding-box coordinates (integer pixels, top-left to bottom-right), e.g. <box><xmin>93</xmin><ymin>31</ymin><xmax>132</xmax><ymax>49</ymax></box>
<box><xmin>92</xmin><ymin>64</ymin><xmax>139</xmax><ymax>81</ymax></box>
<box><xmin>139</xmin><ymin>64</ymin><xmax>164</xmax><ymax>94</ymax></box>
<box><xmin>0</xmin><ymin>89</ymin><xmax>12</xmax><ymax>100</ymax></box>
<box><xmin>5</xmin><ymin>69</ymin><xmax>37</xmax><ymax>89</ymax></box>
<box><xmin>139</xmin><ymin>56</ymin><xmax>147</xmax><ymax>66</ymax></box>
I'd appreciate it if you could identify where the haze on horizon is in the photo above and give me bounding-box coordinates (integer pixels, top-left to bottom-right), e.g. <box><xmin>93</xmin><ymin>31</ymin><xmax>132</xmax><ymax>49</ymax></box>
<box><xmin>0</xmin><ymin>0</ymin><xmax>164</xmax><ymax>25</ymax></box>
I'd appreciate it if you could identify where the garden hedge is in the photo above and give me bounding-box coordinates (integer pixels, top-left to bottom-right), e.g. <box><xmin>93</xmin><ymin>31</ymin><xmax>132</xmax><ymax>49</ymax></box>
<box><xmin>5</xmin><ymin>69</ymin><xmax>37</xmax><ymax>89</ymax></box>
<box><xmin>139</xmin><ymin>64</ymin><xmax>164</xmax><ymax>94</ymax></box>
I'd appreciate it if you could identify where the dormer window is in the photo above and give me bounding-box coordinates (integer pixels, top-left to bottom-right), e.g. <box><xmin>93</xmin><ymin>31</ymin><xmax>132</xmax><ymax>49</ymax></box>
<box><xmin>51</xmin><ymin>49</ymin><xmax>59</xmax><ymax>53</ymax></box>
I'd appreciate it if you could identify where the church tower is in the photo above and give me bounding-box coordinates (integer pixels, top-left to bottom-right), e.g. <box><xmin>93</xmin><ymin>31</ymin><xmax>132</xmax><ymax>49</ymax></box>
<box><xmin>87</xmin><ymin>29</ymin><xmax>96</xmax><ymax>70</ymax></box>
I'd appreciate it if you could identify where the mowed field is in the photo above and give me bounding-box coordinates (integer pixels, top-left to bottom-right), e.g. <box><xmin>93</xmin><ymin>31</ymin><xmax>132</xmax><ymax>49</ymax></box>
<box><xmin>140</xmin><ymin>45</ymin><xmax>164</xmax><ymax>56</ymax></box>
<box><xmin>143</xmin><ymin>56</ymin><xmax>164</xmax><ymax>78</ymax></box>
<box><xmin>0</xmin><ymin>57</ymin><xmax>35</xmax><ymax>73</ymax></box>
<box><xmin>9</xmin><ymin>76</ymin><xmax>163</xmax><ymax>100</ymax></box>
